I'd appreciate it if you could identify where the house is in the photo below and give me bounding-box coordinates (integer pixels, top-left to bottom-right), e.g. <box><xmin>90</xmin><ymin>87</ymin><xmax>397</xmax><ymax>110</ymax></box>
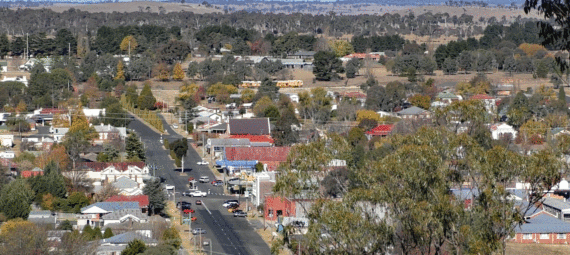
<box><xmin>206</xmin><ymin>138</ymin><xmax>251</xmax><ymax>157</ymax></box>
<box><xmin>341</xmin><ymin>53</ymin><xmax>381</xmax><ymax>62</ymax></box>
<box><xmin>339</xmin><ymin>91</ymin><xmax>367</xmax><ymax>107</ymax></box>
<box><xmin>490</xmin><ymin>123</ymin><xmax>517</xmax><ymax>140</ymax></box>
<box><xmin>93</xmin><ymin>124</ymin><xmax>127</xmax><ymax>144</ymax></box>
<box><xmin>285</xmin><ymin>93</ymin><xmax>299</xmax><ymax>103</ymax></box>
<box><xmin>97</xmin><ymin>231</ymin><xmax>157</xmax><ymax>255</ymax></box>
<box><xmin>50</xmin><ymin>127</ymin><xmax>69</xmax><ymax>142</ymax></box>
<box><xmin>0</xmin><ymin>61</ymin><xmax>7</xmax><ymax>72</ymax></box>
<box><xmin>0</xmin><ymin>134</ymin><xmax>14</xmax><ymax>147</ymax></box>
<box><xmin>540</xmin><ymin>197</ymin><xmax>570</xmax><ymax>221</ymax></box>
<box><xmin>221</xmin><ymin>147</ymin><xmax>291</xmax><ymax>172</ymax></box>
<box><xmin>111</xmin><ymin>176</ymin><xmax>144</xmax><ymax>196</ymax></box>
<box><xmin>229</xmin><ymin>134</ymin><xmax>274</xmax><ymax>144</ymax></box>
<box><xmin>396</xmin><ymin>106</ymin><xmax>432</xmax><ymax>119</ymax></box>
<box><xmin>435</xmin><ymin>91</ymin><xmax>461</xmax><ymax>105</ymax></box>
<box><xmin>265</xmin><ymin>196</ymin><xmax>312</xmax><ymax>222</ymax></box>
<box><xmin>365</xmin><ymin>124</ymin><xmax>394</xmax><ymax>139</ymax></box>
<box><xmin>280</xmin><ymin>58</ymin><xmax>313</xmax><ymax>69</ymax></box>
<box><xmin>1</xmin><ymin>76</ymin><xmax>28</xmax><ymax>86</ymax></box>
<box><xmin>208</xmin><ymin>123</ymin><xmax>228</xmax><ymax>134</ymax></box>
<box><xmin>105</xmin><ymin>195</ymin><xmax>149</xmax><ymax>211</ymax></box>
<box><xmin>83</xmin><ymin>108</ymin><xmax>106</xmax><ymax>119</ymax></box>
<box><xmin>228</xmin><ymin>118</ymin><xmax>271</xmax><ymax>135</ymax></box>
<box><xmin>79</xmin><ymin>202</ymin><xmax>140</xmax><ymax>228</ymax></box>
<box><xmin>251</xmin><ymin>171</ymin><xmax>276</xmax><ymax>207</ymax></box>
<box><xmin>471</xmin><ymin>94</ymin><xmax>497</xmax><ymax>113</ymax></box>
<box><xmin>289</xmin><ymin>50</ymin><xmax>316</xmax><ymax>59</ymax></box>
<box><xmin>77</xmin><ymin>162</ymin><xmax>149</xmax><ymax>184</ymax></box>
<box><xmin>513</xmin><ymin>213</ymin><xmax>570</xmax><ymax>244</ymax></box>
<box><xmin>21</xmin><ymin>167</ymin><xmax>44</xmax><ymax>178</ymax></box>
<box><xmin>101</xmin><ymin>209</ymin><xmax>149</xmax><ymax>225</ymax></box>
<box><xmin>28</xmin><ymin>210</ymin><xmax>56</xmax><ymax>226</ymax></box>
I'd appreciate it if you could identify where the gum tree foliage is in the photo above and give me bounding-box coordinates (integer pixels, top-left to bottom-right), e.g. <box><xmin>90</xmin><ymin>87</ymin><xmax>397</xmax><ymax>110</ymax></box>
<box><xmin>273</xmin><ymin>127</ymin><xmax>561</xmax><ymax>254</ymax></box>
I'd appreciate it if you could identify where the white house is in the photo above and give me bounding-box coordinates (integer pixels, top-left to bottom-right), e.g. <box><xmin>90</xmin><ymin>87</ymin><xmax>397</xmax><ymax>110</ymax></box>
<box><xmin>0</xmin><ymin>135</ymin><xmax>14</xmax><ymax>147</ymax></box>
<box><xmin>86</xmin><ymin>164</ymin><xmax>150</xmax><ymax>185</ymax></box>
<box><xmin>490</xmin><ymin>123</ymin><xmax>517</xmax><ymax>140</ymax></box>
<box><xmin>101</xmin><ymin>209</ymin><xmax>148</xmax><ymax>225</ymax></box>
<box><xmin>111</xmin><ymin>176</ymin><xmax>144</xmax><ymax>196</ymax></box>
<box><xmin>286</xmin><ymin>93</ymin><xmax>299</xmax><ymax>103</ymax></box>
<box><xmin>471</xmin><ymin>94</ymin><xmax>497</xmax><ymax>113</ymax></box>
<box><xmin>83</xmin><ymin>108</ymin><xmax>106</xmax><ymax>118</ymax></box>
<box><xmin>78</xmin><ymin>202</ymin><xmax>140</xmax><ymax>229</ymax></box>
<box><xmin>1</xmin><ymin>76</ymin><xmax>28</xmax><ymax>86</ymax></box>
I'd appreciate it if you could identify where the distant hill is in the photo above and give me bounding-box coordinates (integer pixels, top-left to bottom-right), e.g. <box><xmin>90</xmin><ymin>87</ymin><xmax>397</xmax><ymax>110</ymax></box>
<box><xmin>0</xmin><ymin>0</ymin><xmax>527</xmax><ymax>7</ymax></box>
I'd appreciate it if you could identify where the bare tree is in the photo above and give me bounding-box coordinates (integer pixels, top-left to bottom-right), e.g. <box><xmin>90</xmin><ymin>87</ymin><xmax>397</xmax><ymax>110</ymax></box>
<box><xmin>92</xmin><ymin>183</ymin><xmax>119</xmax><ymax>202</ymax></box>
<box><xmin>64</xmin><ymin>170</ymin><xmax>93</xmax><ymax>193</ymax></box>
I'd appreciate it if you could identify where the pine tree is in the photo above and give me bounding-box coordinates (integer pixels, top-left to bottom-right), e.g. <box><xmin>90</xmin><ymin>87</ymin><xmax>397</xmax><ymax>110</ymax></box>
<box><xmin>125</xmin><ymin>133</ymin><xmax>146</xmax><ymax>161</ymax></box>
<box><xmin>143</xmin><ymin>179</ymin><xmax>166</xmax><ymax>215</ymax></box>
<box><xmin>172</xmin><ymin>62</ymin><xmax>185</xmax><ymax>81</ymax></box>
<box><xmin>115</xmin><ymin>61</ymin><xmax>125</xmax><ymax>80</ymax></box>
<box><xmin>137</xmin><ymin>82</ymin><xmax>156</xmax><ymax>110</ymax></box>
<box><xmin>0</xmin><ymin>179</ymin><xmax>34</xmax><ymax>220</ymax></box>
<box><xmin>103</xmin><ymin>228</ymin><xmax>114</xmax><ymax>238</ymax></box>
<box><xmin>122</xmin><ymin>239</ymin><xmax>146</xmax><ymax>255</ymax></box>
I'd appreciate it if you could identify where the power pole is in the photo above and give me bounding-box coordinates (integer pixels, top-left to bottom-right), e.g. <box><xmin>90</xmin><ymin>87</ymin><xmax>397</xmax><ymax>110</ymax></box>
<box><xmin>26</xmin><ymin>33</ymin><xmax>28</xmax><ymax>61</ymax></box>
<box><xmin>185</xmin><ymin>110</ymin><xmax>188</xmax><ymax>134</ymax></box>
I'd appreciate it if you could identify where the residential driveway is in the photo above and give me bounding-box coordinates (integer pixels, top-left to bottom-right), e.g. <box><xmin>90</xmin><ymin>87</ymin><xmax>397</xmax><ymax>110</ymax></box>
<box><xmin>128</xmin><ymin>114</ymin><xmax>270</xmax><ymax>255</ymax></box>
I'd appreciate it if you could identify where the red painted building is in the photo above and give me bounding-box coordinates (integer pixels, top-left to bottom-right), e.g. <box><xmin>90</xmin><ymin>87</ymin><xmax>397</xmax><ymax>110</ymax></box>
<box><xmin>264</xmin><ymin>196</ymin><xmax>295</xmax><ymax>221</ymax></box>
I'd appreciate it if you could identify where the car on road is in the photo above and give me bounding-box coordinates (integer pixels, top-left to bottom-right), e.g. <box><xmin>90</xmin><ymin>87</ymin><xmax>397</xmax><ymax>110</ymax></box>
<box><xmin>188</xmin><ymin>190</ymin><xmax>207</xmax><ymax>197</ymax></box>
<box><xmin>176</xmin><ymin>201</ymin><xmax>191</xmax><ymax>208</ymax></box>
<box><xmin>192</xmin><ymin>228</ymin><xmax>207</xmax><ymax>235</ymax></box>
<box><xmin>195</xmin><ymin>200</ymin><xmax>202</xmax><ymax>205</ymax></box>
<box><xmin>233</xmin><ymin>210</ymin><xmax>247</xmax><ymax>217</ymax></box>
<box><xmin>211</xmin><ymin>180</ymin><xmax>223</xmax><ymax>186</ymax></box>
<box><xmin>197</xmin><ymin>161</ymin><xmax>209</xmax><ymax>165</ymax></box>
<box><xmin>164</xmin><ymin>184</ymin><xmax>175</xmax><ymax>190</ymax></box>
<box><xmin>223</xmin><ymin>200</ymin><xmax>239</xmax><ymax>208</ymax></box>
<box><xmin>199</xmin><ymin>176</ymin><xmax>209</xmax><ymax>183</ymax></box>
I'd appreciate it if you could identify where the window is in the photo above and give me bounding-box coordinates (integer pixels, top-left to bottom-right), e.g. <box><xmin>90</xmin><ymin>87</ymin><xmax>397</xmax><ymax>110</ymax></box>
<box><xmin>540</xmin><ymin>233</ymin><xmax>549</xmax><ymax>239</ymax></box>
<box><xmin>523</xmin><ymin>234</ymin><xmax>532</xmax><ymax>240</ymax></box>
<box><xmin>558</xmin><ymin>233</ymin><xmax>566</xmax><ymax>239</ymax></box>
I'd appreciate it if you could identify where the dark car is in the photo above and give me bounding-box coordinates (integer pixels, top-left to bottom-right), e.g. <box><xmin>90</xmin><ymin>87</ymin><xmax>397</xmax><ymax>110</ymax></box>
<box><xmin>233</xmin><ymin>210</ymin><xmax>247</xmax><ymax>217</ymax></box>
<box><xmin>176</xmin><ymin>201</ymin><xmax>191</xmax><ymax>208</ymax></box>
<box><xmin>181</xmin><ymin>204</ymin><xmax>192</xmax><ymax>210</ymax></box>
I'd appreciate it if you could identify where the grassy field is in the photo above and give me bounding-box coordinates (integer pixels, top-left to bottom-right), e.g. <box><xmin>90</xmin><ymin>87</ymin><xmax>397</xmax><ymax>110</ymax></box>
<box><xmin>506</xmin><ymin>243</ymin><xmax>570</xmax><ymax>255</ymax></box>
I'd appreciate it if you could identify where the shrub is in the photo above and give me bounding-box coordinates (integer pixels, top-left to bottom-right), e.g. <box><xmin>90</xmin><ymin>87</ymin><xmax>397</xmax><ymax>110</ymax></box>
<box><xmin>163</xmin><ymin>139</ymin><xmax>169</xmax><ymax>149</ymax></box>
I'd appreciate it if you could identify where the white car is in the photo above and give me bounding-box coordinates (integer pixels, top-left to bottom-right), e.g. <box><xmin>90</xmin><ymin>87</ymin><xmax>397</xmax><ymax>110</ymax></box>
<box><xmin>197</xmin><ymin>161</ymin><xmax>209</xmax><ymax>165</ymax></box>
<box><xmin>164</xmin><ymin>184</ymin><xmax>175</xmax><ymax>190</ymax></box>
<box><xmin>188</xmin><ymin>190</ymin><xmax>207</xmax><ymax>197</ymax></box>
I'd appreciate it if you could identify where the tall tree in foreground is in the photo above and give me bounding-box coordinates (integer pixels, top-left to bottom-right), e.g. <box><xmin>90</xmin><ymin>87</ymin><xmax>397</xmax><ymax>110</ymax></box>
<box><xmin>143</xmin><ymin>179</ymin><xmax>166</xmax><ymax>215</ymax></box>
<box><xmin>172</xmin><ymin>62</ymin><xmax>185</xmax><ymax>81</ymax></box>
<box><xmin>137</xmin><ymin>82</ymin><xmax>156</xmax><ymax>110</ymax></box>
<box><xmin>121</xmin><ymin>239</ymin><xmax>146</xmax><ymax>255</ymax></box>
<box><xmin>125</xmin><ymin>133</ymin><xmax>146</xmax><ymax>161</ymax></box>
<box><xmin>524</xmin><ymin>0</ymin><xmax>570</xmax><ymax>86</ymax></box>
<box><xmin>0</xmin><ymin>179</ymin><xmax>34</xmax><ymax>219</ymax></box>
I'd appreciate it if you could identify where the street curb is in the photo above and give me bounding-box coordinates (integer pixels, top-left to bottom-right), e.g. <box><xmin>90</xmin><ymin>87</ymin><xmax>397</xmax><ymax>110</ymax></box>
<box><xmin>126</xmin><ymin>110</ymin><xmax>165</xmax><ymax>135</ymax></box>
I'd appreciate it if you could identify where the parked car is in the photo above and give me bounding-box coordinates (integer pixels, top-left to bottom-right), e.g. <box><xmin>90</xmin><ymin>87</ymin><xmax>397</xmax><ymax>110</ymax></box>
<box><xmin>188</xmin><ymin>190</ymin><xmax>207</xmax><ymax>197</ymax></box>
<box><xmin>195</xmin><ymin>200</ymin><xmax>202</xmax><ymax>205</ymax></box>
<box><xmin>223</xmin><ymin>200</ymin><xmax>239</xmax><ymax>208</ymax></box>
<box><xmin>211</xmin><ymin>180</ymin><xmax>223</xmax><ymax>186</ymax></box>
<box><xmin>164</xmin><ymin>184</ymin><xmax>175</xmax><ymax>190</ymax></box>
<box><xmin>182</xmin><ymin>190</ymin><xmax>195</xmax><ymax>197</ymax></box>
<box><xmin>181</xmin><ymin>204</ymin><xmax>192</xmax><ymax>211</ymax></box>
<box><xmin>197</xmin><ymin>161</ymin><xmax>209</xmax><ymax>165</ymax></box>
<box><xmin>176</xmin><ymin>201</ymin><xmax>191</xmax><ymax>208</ymax></box>
<box><xmin>233</xmin><ymin>210</ymin><xmax>247</xmax><ymax>217</ymax></box>
<box><xmin>199</xmin><ymin>176</ymin><xmax>209</xmax><ymax>183</ymax></box>
<box><xmin>192</xmin><ymin>228</ymin><xmax>207</xmax><ymax>235</ymax></box>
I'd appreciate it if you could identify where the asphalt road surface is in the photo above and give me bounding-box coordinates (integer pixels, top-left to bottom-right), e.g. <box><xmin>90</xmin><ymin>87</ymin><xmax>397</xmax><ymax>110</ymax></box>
<box><xmin>128</xmin><ymin>115</ymin><xmax>270</xmax><ymax>255</ymax></box>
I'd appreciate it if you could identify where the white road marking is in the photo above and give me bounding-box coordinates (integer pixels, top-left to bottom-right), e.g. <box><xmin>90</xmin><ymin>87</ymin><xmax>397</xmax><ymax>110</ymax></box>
<box><xmin>202</xmin><ymin>200</ymin><xmax>212</xmax><ymax>215</ymax></box>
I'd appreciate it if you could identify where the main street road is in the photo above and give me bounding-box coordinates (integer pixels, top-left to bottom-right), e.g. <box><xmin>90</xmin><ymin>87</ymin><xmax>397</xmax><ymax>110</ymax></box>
<box><xmin>128</xmin><ymin>115</ymin><xmax>270</xmax><ymax>255</ymax></box>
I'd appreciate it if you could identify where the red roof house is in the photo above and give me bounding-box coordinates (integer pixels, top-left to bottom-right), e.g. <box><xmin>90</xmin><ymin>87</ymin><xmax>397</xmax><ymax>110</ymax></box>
<box><xmin>106</xmin><ymin>195</ymin><xmax>149</xmax><ymax>208</ymax></box>
<box><xmin>471</xmin><ymin>94</ymin><xmax>494</xmax><ymax>100</ymax></box>
<box><xmin>225</xmin><ymin>147</ymin><xmax>290</xmax><ymax>162</ymax></box>
<box><xmin>21</xmin><ymin>168</ymin><xmax>44</xmax><ymax>178</ymax></box>
<box><xmin>229</xmin><ymin>134</ymin><xmax>274</xmax><ymax>144</ymax></box>
<box><xmin>365</xmin><ymin>124</ymin><xmax>394</xmax><ymax>137</ymax></box>
<box><xmin>40</xmin><ymin>108</ymin><xmax>68</xmax><ymax>115</ymax></box>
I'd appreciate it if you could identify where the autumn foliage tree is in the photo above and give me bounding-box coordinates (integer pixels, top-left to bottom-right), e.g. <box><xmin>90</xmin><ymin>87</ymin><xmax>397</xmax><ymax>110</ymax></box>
<box><xmin>172</xmin><ymin>62</ymin><xmax>185</xmax><ymax>81</ymax></box>
<box><xmin>34</xmin><ymin>144</ymin><xmax>70</xmax><ymax>170</ymax></box>
<box><xmin>115</xmin><ymin>61</ymin><xmax>125</xmax><ymax>81</ymax></box>
<box><xmin>120</xmin><ymin>35</ymin><xmax>138</xmax><ymax>57</ymax></box>
<box><xmin>408</xmin><ymin>94</ymin><xmax>431</xmax><ymax>110</ymax></box>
